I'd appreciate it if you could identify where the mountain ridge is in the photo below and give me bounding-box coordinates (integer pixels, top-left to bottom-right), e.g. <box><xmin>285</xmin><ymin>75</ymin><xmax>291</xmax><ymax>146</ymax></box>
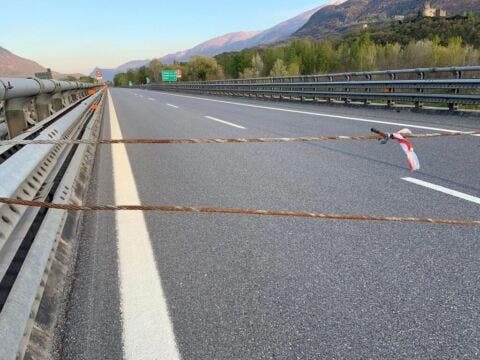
<box><xmin>92</xmin><ymin>3</ymin><xmax>333</xmax><ymax>81</ymax></box>
<box><xmin>0</xmin><ymin>46</ymin><xmax>83</xmax><ymax>79</ymax></box>
<box><xmin>294</xmin><ymin>0</ymin><xmax>480</xmax><ymax>39</ymax></box>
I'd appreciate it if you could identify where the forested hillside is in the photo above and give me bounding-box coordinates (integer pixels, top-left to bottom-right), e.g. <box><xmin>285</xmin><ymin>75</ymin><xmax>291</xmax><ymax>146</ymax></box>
<box><xmin>114</xmin><ymin>14</ymin><xmax>480</xmax><ymax>85</ymax></box>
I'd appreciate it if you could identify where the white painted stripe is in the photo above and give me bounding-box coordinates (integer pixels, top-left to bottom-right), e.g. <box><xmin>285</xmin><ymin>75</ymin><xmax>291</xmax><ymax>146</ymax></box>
<box><xmin>108</xmin><ymin>91</ymin><xmax>180</xmax><ymax>360</ymax></box>
<box><xmin>157</xmin><ymin>92</ymin><xmax>462</xmax><ymax>133</ymax></box>
<box><xmin>204</xmin><ymin>115</ymin><xmax>246</xmax><ymax>129</ymax></box>
<box><xmin>166</xmin><ymin>103</ymin><xmax>179</xmax><ymax>108</ymax></box>
<box><xmin>403</xmin><ymin>177</ymin><xmax>480</xmax><ymax>205</ymax></box>
<box><xmin>148</xmin><ymin>97</ymin><xmax>155</xmax><ymax>101</ymax></box>
<box><xmin>139</xmin><ymin>94</ymin><xmax>144</xmax><ymax>98</ymax></box>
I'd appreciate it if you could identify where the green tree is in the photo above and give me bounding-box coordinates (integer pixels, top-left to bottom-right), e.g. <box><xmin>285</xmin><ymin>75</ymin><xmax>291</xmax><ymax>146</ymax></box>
<box><xmin>149</xmin><ymin>59</ymin><xmax>163</xmax><ymax>82</ymax></box>
<box><xmin>251</xmin><ymin>53</ymin><xmax>264</xmax><ymax>76</ymax></box>
<box><xmin>269</xmin><ymin>59</ymin><xmax>289</xmax><ymax>77</ymax></box>
<box><xmin>239</xmin><ymin>68</ymin><xmax>257</xmax><ymax>79</ymax></box>
<box><xmin>287</xmin><ymin>62</ymin><xmax>300</xmax><ymax>76</ymax></box>
<box><xmin>185</xmin><ymin>56</ymin><xmax>224</xmax><ymax>81</ymax></box>
<box><xmin>113</xmin><ymin>73</ymin><xmax>129</xmax><ymax>86</ymax></box>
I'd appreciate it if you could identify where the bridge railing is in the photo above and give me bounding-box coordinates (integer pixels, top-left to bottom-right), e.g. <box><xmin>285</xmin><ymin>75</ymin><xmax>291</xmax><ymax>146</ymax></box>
<box><xmin>0</xmin><ymin>81</ymin><xmax>105</xmax><ymax>359</ymax></box>
<box><xmin>144</xmin><ymin>66</ymin><xmax>480</xmax><ymax>111</ymax></box>
<box><xmin>0</xmin><ymin>78</ymin><xmax>98</xmax><ymax>139</ymax></box>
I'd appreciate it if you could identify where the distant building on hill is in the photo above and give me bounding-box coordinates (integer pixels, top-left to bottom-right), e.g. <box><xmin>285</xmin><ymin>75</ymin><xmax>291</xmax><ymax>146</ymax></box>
<box><xmin>35</xmin><ymin>68</ymin><xmax>53</xmax><ymax>79</ymax></box>
<box><xmin>423</xmin><ymin>1</ymin><xmax>447</xmax><ymax>17</ymax></box>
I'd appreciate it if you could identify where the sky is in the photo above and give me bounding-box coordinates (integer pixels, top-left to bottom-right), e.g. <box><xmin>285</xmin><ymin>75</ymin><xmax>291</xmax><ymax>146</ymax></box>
<box><xmin>1</xmin><ymin>0</ymin><xmax>329</xmax><ymax>75</ymax></box>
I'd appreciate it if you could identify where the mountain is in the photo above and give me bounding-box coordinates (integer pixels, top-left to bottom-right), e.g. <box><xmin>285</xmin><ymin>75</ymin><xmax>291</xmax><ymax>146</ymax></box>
<box><xmin>0</xmin><ymin>46</ymin><xmax>84</xmax><ymax>79</ymax></box>
<box><xmin>160</xmin><ymin>6</ymin><xmax>327</xmax><ymax>64</ymax></box>
<box><xmin>90</xmin><ymin>59</ymin><xmax>150</xmax><ymax>81</ymax></box>
<box><xmin>294</xmin><ymin>0</ymin><xmax>480</xmax><ymax>39</ymax></box>
<box><xmin>160</xmin><ymin>31</ymin><xmax>261</xmax><ymax>64</ymax></box>
<box><xmin>93</xmin><ymin>3</ymin><xmax>339</xmax><ymax>80</ymax></box>
<box><xmin>0</xmin><ymin>46</ymin><xmax>47</xmax><ymax>77</ymax></box>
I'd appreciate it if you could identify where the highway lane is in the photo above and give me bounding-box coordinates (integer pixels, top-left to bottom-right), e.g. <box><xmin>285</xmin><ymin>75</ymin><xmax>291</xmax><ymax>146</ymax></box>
<box><xmin>59</xmin><ymin>88</ymin><xmax>479</xmax><ymax>359</ymax></box>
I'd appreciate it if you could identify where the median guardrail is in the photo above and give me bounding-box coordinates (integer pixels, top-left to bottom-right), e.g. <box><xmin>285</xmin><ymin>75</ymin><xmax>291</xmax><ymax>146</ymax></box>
<box><xmin>144</xmin><ymin>66</ymin><xmax>480</xmax><ymax>111</ymax></box>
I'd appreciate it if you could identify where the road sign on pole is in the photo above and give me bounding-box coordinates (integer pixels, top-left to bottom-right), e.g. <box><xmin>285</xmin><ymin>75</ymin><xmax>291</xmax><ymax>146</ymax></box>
<box><xmin>162</xmin><ymin>70</ymin><xmax>177</xmax><ymax>82</ymax></box>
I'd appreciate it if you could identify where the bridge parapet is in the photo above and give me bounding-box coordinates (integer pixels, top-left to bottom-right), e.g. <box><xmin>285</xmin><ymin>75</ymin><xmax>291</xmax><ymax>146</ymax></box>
<box><xmin>0</xmin><ymin>78</ymin><xmax>99</xmax><ymax>139</ymax></box>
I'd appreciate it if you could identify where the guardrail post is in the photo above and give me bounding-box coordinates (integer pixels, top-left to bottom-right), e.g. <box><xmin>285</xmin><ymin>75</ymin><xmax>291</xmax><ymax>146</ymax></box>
<box><xmin>387</xmin><ymin>73</ymin><xmax>396</xmax><ymax>107</ymax></box>
<box><xmin>326</xmin><ymin>76</ymin><xmax>334</xmax><ymax>103</ymax></box>
<box><xmin>415</xmin><ymin>71</ymin><xmax>424</xmax><ymax>108</ymax></box>
<box><xmin>448</xmin><ymin>70</ymin><xmax>462</xmax><ymax>111</ymax></box>
<box><xmin>51</xmin><ymin>92</ymin><xmax>65</xmax><ymax>112</ymax></box>
<box><xmin>5</xmin><ymin>98</ymin><xmax>37</xmax><ymax>138</ymax></box>
<box><xmin>34</xmin><ymin>93</ymin><xmax>54</xmax><ymax>121</ymax></box>
<box><xmin>344</xmin><ymin>75</ymin><xmax>351</xmax><ymax>104</ymax></box>
<box><xmin>364</xmin><ymin>74</ymin><xmax>371</xmax><ymax>105</ymax></box>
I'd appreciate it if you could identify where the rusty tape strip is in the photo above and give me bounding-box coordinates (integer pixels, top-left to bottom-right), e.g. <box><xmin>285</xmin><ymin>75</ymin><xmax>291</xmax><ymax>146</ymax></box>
<box><xmin>0</xmin><ymin>197</ymin><xmax>478</xmax><ymax>226</ymax></box>
<box><xmin>0</xmin><ymin>130</ymin><xmax>478</xmax><ymax>146</ymax></box>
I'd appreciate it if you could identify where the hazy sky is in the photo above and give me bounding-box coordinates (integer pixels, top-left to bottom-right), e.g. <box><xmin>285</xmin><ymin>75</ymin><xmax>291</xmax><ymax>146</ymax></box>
<box><xmin>1</xmin><ymin>0</ymin><xmax>329</xmax><ymax>74</ymax></box>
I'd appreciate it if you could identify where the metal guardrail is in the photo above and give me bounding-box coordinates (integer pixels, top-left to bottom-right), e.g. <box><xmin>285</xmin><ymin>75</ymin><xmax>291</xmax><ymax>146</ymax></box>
<box><xmin>188</xmin><ymin>66</ymin><xmax>480</xmax><ymax>84</ymax></box>
<box><xmin>144</xmin><ymin>66</ymin><xmax>480</xmax><ymax>110</ymax></box>
<box><xmin>0</xmin><ymin>84</ymin><xmax>105</xmax><ymax>359</ymax></box>
<box><xmin>0</xmin><ymin>78</ymin><xmax>98</xmax><ymax>139</ymax></box>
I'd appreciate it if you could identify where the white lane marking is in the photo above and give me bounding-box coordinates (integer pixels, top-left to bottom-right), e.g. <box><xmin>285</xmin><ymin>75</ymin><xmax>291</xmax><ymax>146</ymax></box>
<box><xmin>148</xmin><ymin>97</ymin><xmax>155</xmax><ymax>101</ymax></box>
<box><xmin>403</xmin><ymin>177</ymin><xmax>480</xmax><ymax>205</ymax></box>
<box><xmin>156</xmin><ymin>92</ymin><xmax>462</xmax><ymax>133</ymax></box>
<box><xmin>139</xmin><ymin>94</ymin><xmax>144</xmax><ymax>98</ymax></box>
<box><xmin>204</xmin><ymin>115</ymin><xmax>246</xmax><ymax>129</ymax></box>
<box><xmin>166</xmin><ymin>103</ymin><xmax>179</xmax><ymax>109</ymax></box>
<box><xmin>108</xmin><ymin>91</ymin><xmax>180</xmax><ymax>360</ymax></box>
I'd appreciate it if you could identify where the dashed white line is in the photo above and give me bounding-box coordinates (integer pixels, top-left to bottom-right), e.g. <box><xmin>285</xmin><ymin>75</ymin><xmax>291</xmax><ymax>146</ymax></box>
<box><xmin>166</xmin><ymin>103</ymin><xmax>179</xmax><ymax>108</ymax></box>
<box><xmin>403</xmin><ymin>177</ymin><xmax>480</xmax><ymax>205</ymax></box>
<box><xmin>107</xmin><ymin>91</ymin><xmax>180</xmax><ymax>360</ymax></box>
<box><xmin>148</xmin><ymin>97</ymin><xmax>155</xmax><ymax>101</ymax></box>
<box><xmin>204</xmin><ymin>115</ymin><xmax>246</xmax><ymax>129</ymax></box>
<box><xmin>156</xmin><ymin>92</ymin><xmax>462</xmax><ymax>133</ymax></box>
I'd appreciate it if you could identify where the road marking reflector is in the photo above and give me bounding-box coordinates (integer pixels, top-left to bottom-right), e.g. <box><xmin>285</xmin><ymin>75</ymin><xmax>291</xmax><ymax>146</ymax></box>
<box><xmin>204</xmin><ymin>116</ymin><xmax>246</xmax><ymax>129</ymax></box>
<box><xmin>403</xmin><ymin>177</ymin><xmax>480</xmax><ymax>205</ymax></box>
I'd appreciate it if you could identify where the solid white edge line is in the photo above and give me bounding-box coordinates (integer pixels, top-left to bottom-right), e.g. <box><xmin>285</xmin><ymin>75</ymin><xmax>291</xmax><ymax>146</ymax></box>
<box><xmin>166</xmin><ymin>103</ymin><xmax>179</xmax><ymax>108</ymax></box>
<box><xmin>108</xmin><ymin>91</ymin><xmax>181</xmax><ymax>360</ymax></box>
<box><xmin>154</xmin><ymin>91</ymin><xmax>461</xmax><ymax>133</ymax></box>
<box><xmin>204</xmin><ymin>115</ymin><xmax>246</xmax><ymax>129</ymax></box>
<box><xmin>402</xmin><ymin>177</ymin><xmax>480</xmax><ymax>205</ymax></box>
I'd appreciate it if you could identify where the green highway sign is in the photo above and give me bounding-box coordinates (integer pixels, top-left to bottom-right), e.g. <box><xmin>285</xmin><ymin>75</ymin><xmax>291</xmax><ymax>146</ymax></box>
<box><xmin>162</xmin><ymin>70</ymin><xmax>177</xmax><ymax>82</ymax></box>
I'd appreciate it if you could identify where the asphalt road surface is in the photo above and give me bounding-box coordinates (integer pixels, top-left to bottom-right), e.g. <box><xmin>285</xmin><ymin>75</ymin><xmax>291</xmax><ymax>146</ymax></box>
<box><xmin>58</xmin><ymin>88</ymin><xmax>480</xmax><ymax>359</ymax></box>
